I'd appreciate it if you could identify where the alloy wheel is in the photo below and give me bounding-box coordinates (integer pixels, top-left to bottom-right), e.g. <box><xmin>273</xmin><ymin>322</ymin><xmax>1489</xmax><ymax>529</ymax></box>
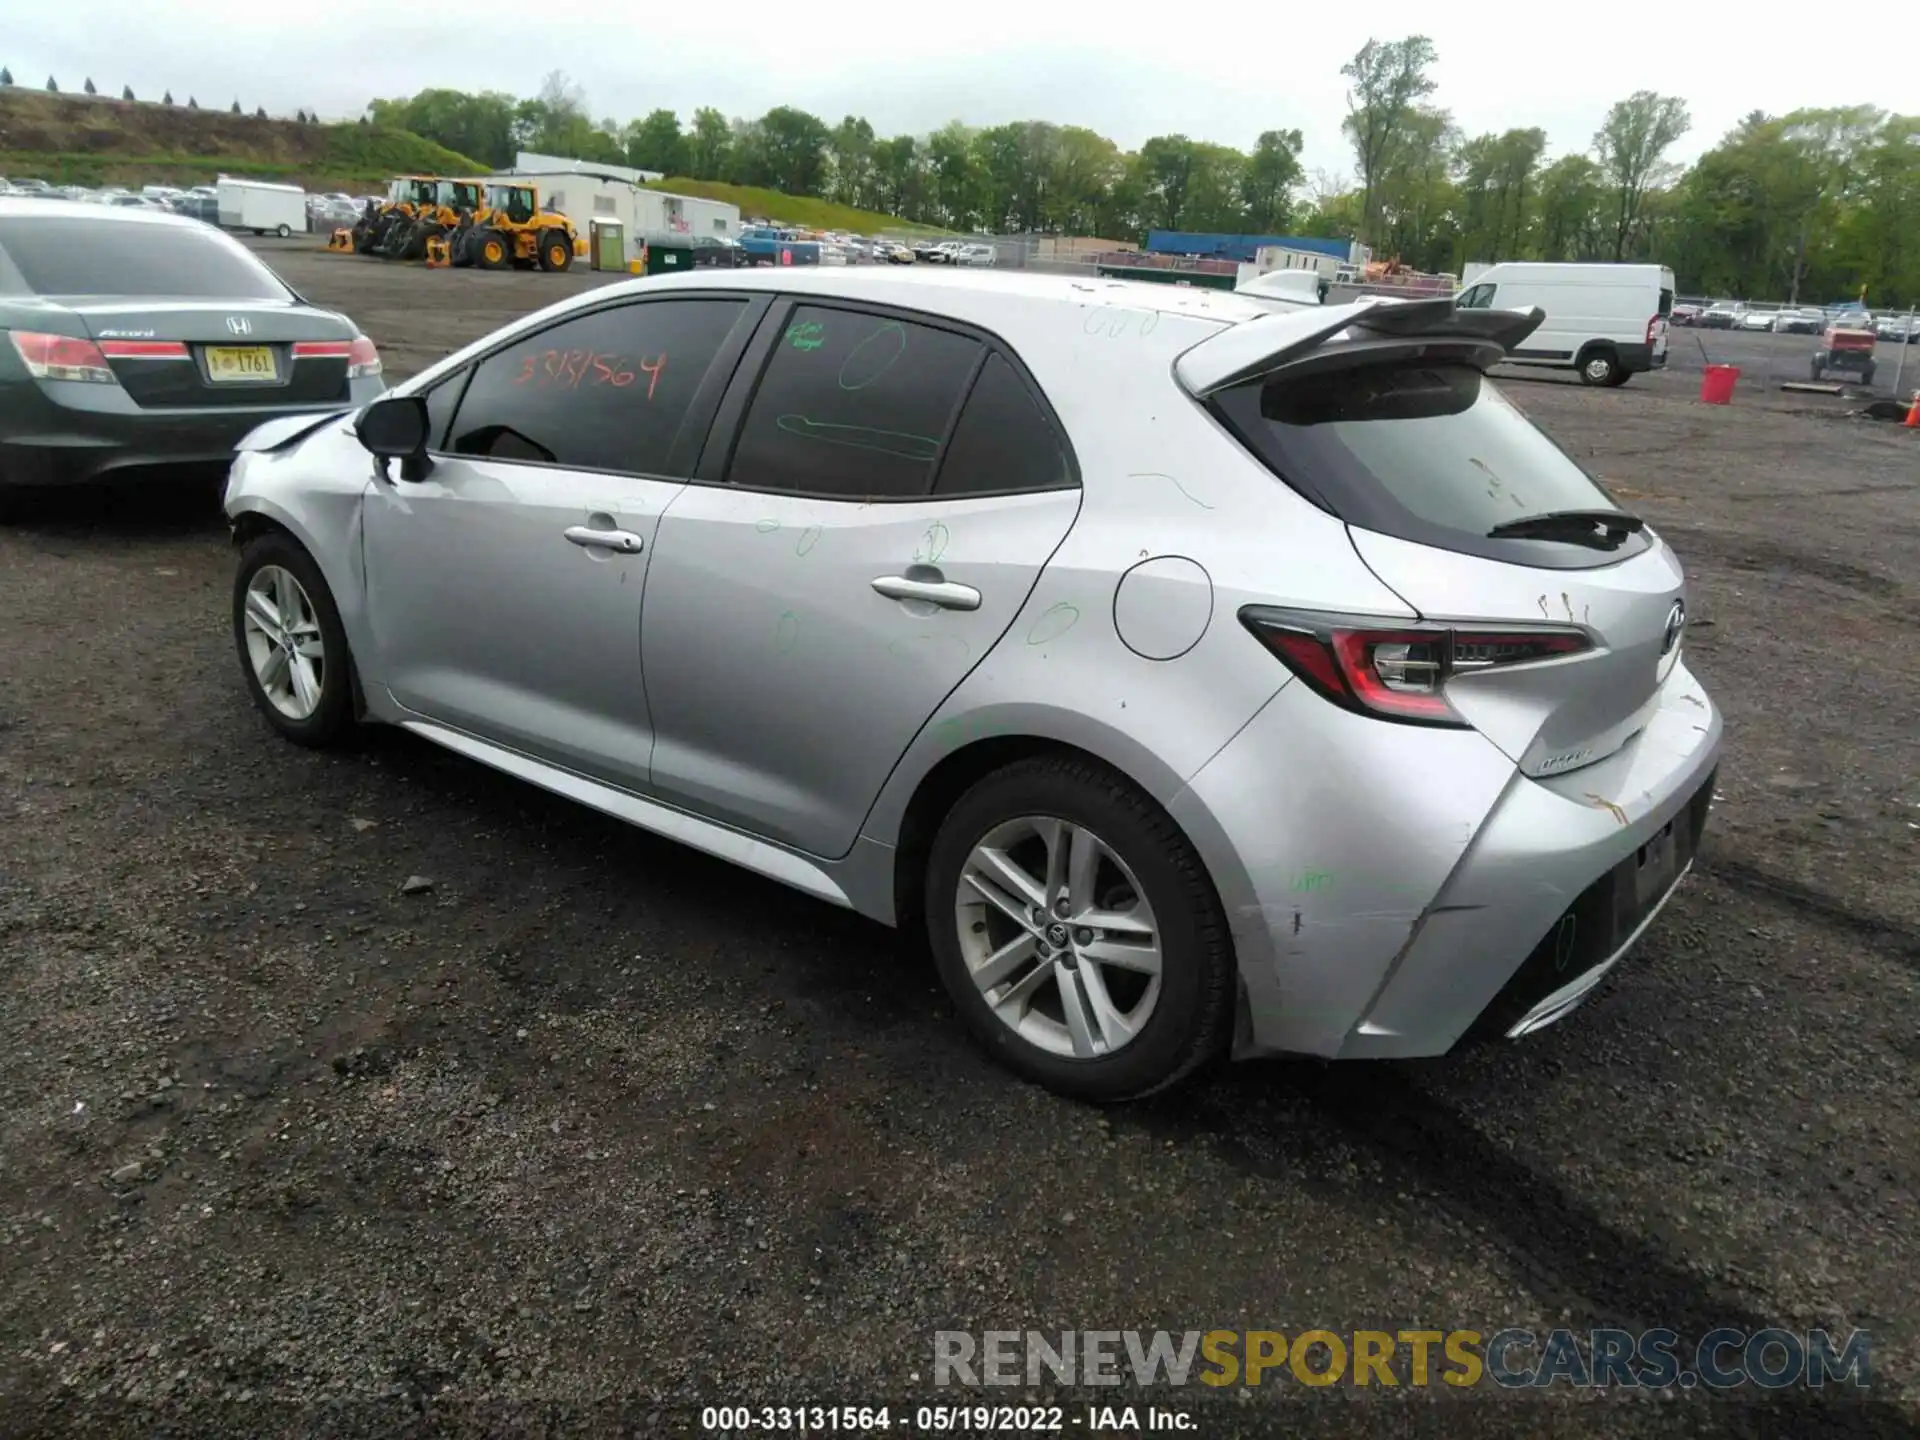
<box><xmin>241</xmin><ymin>564</ymin><xmax>326</xmax><ymax>720</ymax></box>
<box><xmin>953</xmin><ymin>815</ymin><xmax>1162</xmax><ymax>1060</ymax></box>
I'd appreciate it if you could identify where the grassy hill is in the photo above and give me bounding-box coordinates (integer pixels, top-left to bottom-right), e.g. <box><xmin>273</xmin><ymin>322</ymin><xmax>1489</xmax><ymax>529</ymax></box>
<box><xmin>0</xmin><ymin>90</ymin><xmax>937</xmax><ymax>233</ymax></box>
<box><xmin>0</xmin><ymin>88</ymin><xmax>482</xmax><ymax>189</ymax></box>
<box><xmin>645</xmin><ymin>177</ymin><xmax>945</xmax><ymax>237</ymax></box>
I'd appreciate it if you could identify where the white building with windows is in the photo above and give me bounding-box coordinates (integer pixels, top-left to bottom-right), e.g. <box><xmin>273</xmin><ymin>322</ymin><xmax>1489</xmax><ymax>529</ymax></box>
<box><xmin>490</xmin><ymin>162</ymin><xmax>741</xmax><ymax>258</ymax></box>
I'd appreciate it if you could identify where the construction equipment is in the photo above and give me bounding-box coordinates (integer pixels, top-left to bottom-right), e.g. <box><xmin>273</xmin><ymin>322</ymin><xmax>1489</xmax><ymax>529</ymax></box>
<box><xmin>327</xmin><ymin>175</ymin><xmax>436</xmax><ymax>256</ymax></box>
<box><xmin>1812</xmin><ymin>313</ymin><xmax>1879</xmax><ymax>386</ymax></box>
<box><xmin>450</xmin><ymin>182</ymin><xmax>579</xmax><ymax>273</ymax></box>
<box><xmin>327</xmin><ymin>176</ymin><xmax>484</xmax><ymax>260</ymax></box>
<box><xmin>379</xmin><ymin>178</ymin><xmax>485</xmax><ymax>261</ymax></box>
<box><xmin>326</xmin><ymin>176</ymin><xmax>582</xmax><ymax>274</ymax></box>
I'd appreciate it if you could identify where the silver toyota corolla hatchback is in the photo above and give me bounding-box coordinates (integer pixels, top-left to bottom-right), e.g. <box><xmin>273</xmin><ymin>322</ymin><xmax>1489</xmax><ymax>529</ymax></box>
<box><xmin>224</xmin><ymin>269</ymin><xmax>1721</xmax><ymax>1101</ymax></box>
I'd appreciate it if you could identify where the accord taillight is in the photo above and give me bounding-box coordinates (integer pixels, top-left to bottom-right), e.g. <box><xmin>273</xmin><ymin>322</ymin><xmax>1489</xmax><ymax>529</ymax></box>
<box><xmin>292</xmin><ymin>335</ymin><xmax>382</xmax><ymax>378</ymax></box>
<box><xmin>1240</xmin><ymin>607</ymin><xmax>1591</xmax><ymax>727</ymax></box>
<box><xmin>8</xmin><ymin>330</ymin><xmax>119</xmax><ymax>383</ymax></box>
<box><xmin>346</xmin><ymin>335</ymin><xmax>382</xmax><ymax>378</ymax></box>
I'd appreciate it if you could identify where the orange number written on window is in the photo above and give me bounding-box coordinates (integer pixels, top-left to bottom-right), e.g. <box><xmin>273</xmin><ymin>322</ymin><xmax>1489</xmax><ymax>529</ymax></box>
<box><xmin>513</xmin><ymin>349</ymin><xmax>666</xmax><ymax>399</ymax></box>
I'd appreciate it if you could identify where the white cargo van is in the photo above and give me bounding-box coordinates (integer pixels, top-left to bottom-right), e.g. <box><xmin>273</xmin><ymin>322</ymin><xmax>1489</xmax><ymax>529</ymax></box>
<box><xmin>1455</xmin><ymin>262</ymin><xmax>1674</xmax><ymax>386</ymax></box>
<box><xmin>215</xmin><ymin>177</ymin><xmax>308</xmax><ymax>238</ymax></box>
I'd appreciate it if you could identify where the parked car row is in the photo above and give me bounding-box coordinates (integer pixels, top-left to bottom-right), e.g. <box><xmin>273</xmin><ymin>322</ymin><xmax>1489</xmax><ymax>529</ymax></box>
<box><xmin>911</xmin><ymin>239</ymin><xmax>999</xmax><ymax>267</ymax></box>
<box><xmin>308</xmin><ymin>190</ymin><xmax>378</xmax><ymax>229</ymax></box>
<box><xmin>1872</xmin><ymin>313</ymin><xmax>1920</xmax><ymax>344</ymax></box>
<box><xmin>707</xmin><ymin>224</ymin><xmax>1001</xmax><ymax>269</ymax></box>
<box><xmin>797</xmin><ymin>233</ymin><xmax>996</xmax><ymax>267</ymax></box>
<box><xmin>0</xmin><ymin>175</ymin><xmax>350</xmax><ymax>240</ymax></box>
<box><xmin>1</xmin><ymin>175</ymin><xmax>213</xmax><ymax>211</ymax></box>
<box><xmin>1678</xmin><ymin>299</ymin><xmax>1917</xmax><ymax>339</ymax></box>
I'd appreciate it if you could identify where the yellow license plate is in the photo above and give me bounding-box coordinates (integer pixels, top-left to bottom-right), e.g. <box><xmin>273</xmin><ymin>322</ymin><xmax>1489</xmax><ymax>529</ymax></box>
<box><xmin>206</xmin><ymin>346</ymin><xmax>276</xmax><ymax>383</ymax></box>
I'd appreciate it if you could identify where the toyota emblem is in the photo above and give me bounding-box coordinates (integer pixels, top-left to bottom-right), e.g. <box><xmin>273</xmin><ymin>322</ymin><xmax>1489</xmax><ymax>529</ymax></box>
<box><xmin>225</xmin><ymin>316</ymin><xmax>253</xmax><ymax>336</ymax></box>
<box><xmin>1661</xmin><ymin>600</ymin><xmax>1686</xmax><ymax>656</ymax></box>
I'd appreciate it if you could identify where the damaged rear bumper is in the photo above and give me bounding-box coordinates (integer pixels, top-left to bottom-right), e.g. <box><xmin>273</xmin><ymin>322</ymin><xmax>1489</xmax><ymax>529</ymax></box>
<box><xmin>1168</xmin><ymin>660</ymin><xmax>1724</xmax><ymax>1061</ymax></box>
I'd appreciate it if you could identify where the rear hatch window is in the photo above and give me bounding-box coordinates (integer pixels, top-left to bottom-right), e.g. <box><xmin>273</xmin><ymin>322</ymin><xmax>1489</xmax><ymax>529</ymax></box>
<box><xmin>0</xmin><ymin>217</ymin><xmax>291</xmax><ymax>299</ymax></box>
<box><xmin>1210</xmin><ymin>360</ymin><xmax>1650</xmax><ymax>571</ymax></box>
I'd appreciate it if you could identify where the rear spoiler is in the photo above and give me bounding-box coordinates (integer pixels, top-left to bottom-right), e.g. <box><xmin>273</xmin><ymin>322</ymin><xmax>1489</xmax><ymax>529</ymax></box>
<box><xmin>1174</xmin><ymin>295</ymin><xmax>1546</xmax><ymax>399</ymax></box>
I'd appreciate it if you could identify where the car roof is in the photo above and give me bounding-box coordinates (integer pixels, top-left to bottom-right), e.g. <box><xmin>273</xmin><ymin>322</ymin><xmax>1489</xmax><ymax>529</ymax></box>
<box><xmin>611</xmin><ymin>264</ymin><xmax>1275</xmax><ymax>332</ymax></box>
<box><xmin>0</xmin><ymin>196</ymin><xmax>204</xmax><ymax>230</ymax></box>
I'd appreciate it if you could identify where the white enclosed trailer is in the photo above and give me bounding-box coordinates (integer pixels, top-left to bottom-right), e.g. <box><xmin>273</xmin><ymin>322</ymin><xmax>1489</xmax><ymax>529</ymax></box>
<box><xmin>216</xmin><ymin>177</ymin><xmax>308</xmax><ymax>238</ymax></box>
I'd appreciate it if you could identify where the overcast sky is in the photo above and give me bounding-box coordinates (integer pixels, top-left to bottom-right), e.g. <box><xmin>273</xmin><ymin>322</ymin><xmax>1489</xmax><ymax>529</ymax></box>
<box><xmin>13</xmin><ymin>3</ymin><xmax>1920</xmax><ymax>181</ymax></box>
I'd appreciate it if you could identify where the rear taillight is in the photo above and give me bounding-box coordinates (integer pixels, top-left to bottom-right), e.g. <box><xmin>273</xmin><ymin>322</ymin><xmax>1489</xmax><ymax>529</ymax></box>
<box><xmin>8</xmin><ymin>330</ymin><xmax>118</xmax><ymax>384</ymax></box>
<box><xmin>1240</xmin><ymin>608</ymin><xmax>1591</xmax><ymax>727</ymax></box>
<box><xmin>1646</xmin><ymin>315</ymin><xmax>1660</xmax><ymax>343</ymax></box>
<box><xmin>346</xmin><ymin>335</ymin><xmax>381</xmax><ymax>378</ymax></box>
<box><xmin>293</xmin><ymin>335</ymin><xmax>382</xmax><ymax>378</ymax></box>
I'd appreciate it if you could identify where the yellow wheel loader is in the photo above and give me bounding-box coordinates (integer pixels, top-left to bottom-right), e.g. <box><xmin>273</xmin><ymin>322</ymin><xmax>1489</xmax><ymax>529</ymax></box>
<box><xmin>451</xmin><ymin>182</ymin><xmax>580</xmax><ymax>273</ymax></box>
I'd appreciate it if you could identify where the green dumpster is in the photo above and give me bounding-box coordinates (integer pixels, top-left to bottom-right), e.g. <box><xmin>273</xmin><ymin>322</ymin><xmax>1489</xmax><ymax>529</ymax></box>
<box><xmin>590</xmin><ymin>220</ymin><xmax>625</xmax><ymax>272</ymax></box>
<box><xmin>640</xmin><ymin>233</ymin><xmax>695</xmax><ymax>276</ymax></box>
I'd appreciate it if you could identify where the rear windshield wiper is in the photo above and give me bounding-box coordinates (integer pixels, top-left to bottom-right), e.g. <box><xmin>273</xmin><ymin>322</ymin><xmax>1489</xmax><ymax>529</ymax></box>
<box><xmin>1487</xmin><ymin>509</ymin><xmax>1646</xmax><ymax>546</ymax></box>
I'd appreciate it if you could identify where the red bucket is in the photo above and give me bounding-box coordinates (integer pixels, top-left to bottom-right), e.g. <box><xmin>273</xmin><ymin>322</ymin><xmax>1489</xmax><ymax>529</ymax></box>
<box><xmin>1699</xmin><ymin>364</ymin><xmax>1740</xmax><ymax>405</ymax></box>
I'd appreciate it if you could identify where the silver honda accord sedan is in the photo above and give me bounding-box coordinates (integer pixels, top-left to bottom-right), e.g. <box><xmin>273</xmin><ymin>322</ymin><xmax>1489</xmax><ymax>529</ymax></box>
<box><xmin>223</xmin><ymin>268</ymin><xmax>1722</xmax><ymax>1101</ymax></box>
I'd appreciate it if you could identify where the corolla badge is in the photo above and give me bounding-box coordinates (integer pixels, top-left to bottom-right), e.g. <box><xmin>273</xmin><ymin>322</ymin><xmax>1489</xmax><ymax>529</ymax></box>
<box><xmin>225</xmin><ymin>316</ymin><xmax>253</xmax><ymax>336</ymax></box>
<box><xmin>1657</xmin><ymin>600</ymin><xmax>1686</xmax><ymax>681</ymax></box>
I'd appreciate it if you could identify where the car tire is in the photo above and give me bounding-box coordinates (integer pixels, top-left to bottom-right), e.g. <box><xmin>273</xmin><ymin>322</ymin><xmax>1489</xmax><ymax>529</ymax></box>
<box><xmin>924</xmin><ymin>754</ymin><xmax>1233</xmax><ymax>1102</ymax></box>
<box><xmin>1578</xmin><ymin>347</ymin><xmax>1621</xmax><ymax>387</ymax></box>
<box><xmin>1811</xmin><ymin>358</ymin><xmax>1825</xmax><ymax>381</ymax></box>
<box><xmin>538</xmin><ymin>228</ymin><xmax>573</xmax><ymax>273</ymax></box>
<box><xmin>276</xmin><ymin>223</ymin><xmax>291</xmax><ymax>239</ymax></box>
<box><xmin>232</xmin><ymin>533</ymin><xmax>357</xmax><ymax>749</ymax></box>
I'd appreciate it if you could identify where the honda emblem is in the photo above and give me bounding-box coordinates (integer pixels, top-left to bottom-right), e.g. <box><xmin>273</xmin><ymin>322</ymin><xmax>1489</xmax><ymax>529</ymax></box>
<box><xmin>225</xmin><ymin>316</ymin><xmax>253</xmax><ymax>336</ymax></box>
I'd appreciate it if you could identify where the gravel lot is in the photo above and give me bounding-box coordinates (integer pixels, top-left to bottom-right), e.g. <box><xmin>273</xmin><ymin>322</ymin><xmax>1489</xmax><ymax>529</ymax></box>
<box><xmin>1</xmin><ymin>244</ymin><xmax>1916</xmax><ymax>1438</ymax></box>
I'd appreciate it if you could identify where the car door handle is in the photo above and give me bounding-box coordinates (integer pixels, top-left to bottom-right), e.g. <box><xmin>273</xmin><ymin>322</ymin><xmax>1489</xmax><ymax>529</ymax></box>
<box><xmin>564</xmin><ymin>525</ymin><xmax>644</xmax><ymax>555</ymax></box>
<box><xmin>871</xmin><ymin>574</ymin><xmax>981</xmax><ymax>611</ymax></box>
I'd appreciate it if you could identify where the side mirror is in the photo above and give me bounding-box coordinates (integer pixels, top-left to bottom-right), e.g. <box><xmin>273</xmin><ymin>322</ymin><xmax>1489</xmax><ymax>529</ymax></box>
<box><xmin>355</xmin><ymin>394</ymin><xmax>432</xmax><ymax>482</ymax></box>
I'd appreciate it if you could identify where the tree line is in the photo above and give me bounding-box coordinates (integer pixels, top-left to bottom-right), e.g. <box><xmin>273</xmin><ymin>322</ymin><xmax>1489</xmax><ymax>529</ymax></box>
<box><xmin>32</xmin><ymin>35</ymin><xmax>1891</xmax><ymax>305</ymax></box>
<box><xmin>371</xmin><ymin>72</ymin><xmax>1304</xmax><ymax>242</ymax></box>
<box><xmin>1</xmin><ymin>68</ymin><xmax>321</xmax><ymax>121</ymax></box>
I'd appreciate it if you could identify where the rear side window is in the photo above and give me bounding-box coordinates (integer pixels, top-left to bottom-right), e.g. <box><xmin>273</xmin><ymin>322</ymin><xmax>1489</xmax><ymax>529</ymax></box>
<box><xmin>934</xmin><ymin>353</ymin><xmax>1072</xmax><ymax>496</ymax></box>
<box><xmin>0</xmin><ymin>217</ymin><xmax>291</xmax><ymax>299</ymax></box>
<box><xmin>1658</xmin><ymin>288</ymin><xmax>1674</xmax><ymax>317</ymax></box>
<box><xmin>1212</xmin><ymin>361</ymin><xmax>1649</xmax><ymax>570</ymax></box>
<box><xmin>445</xmin><ymin>298</ymin><xmax>745</xmax><ymax>475</ymax></box>
<box><xmin>726</xmin><ymin>305</ymin><xmax>983</xmax><ymax>498</ymax></box>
